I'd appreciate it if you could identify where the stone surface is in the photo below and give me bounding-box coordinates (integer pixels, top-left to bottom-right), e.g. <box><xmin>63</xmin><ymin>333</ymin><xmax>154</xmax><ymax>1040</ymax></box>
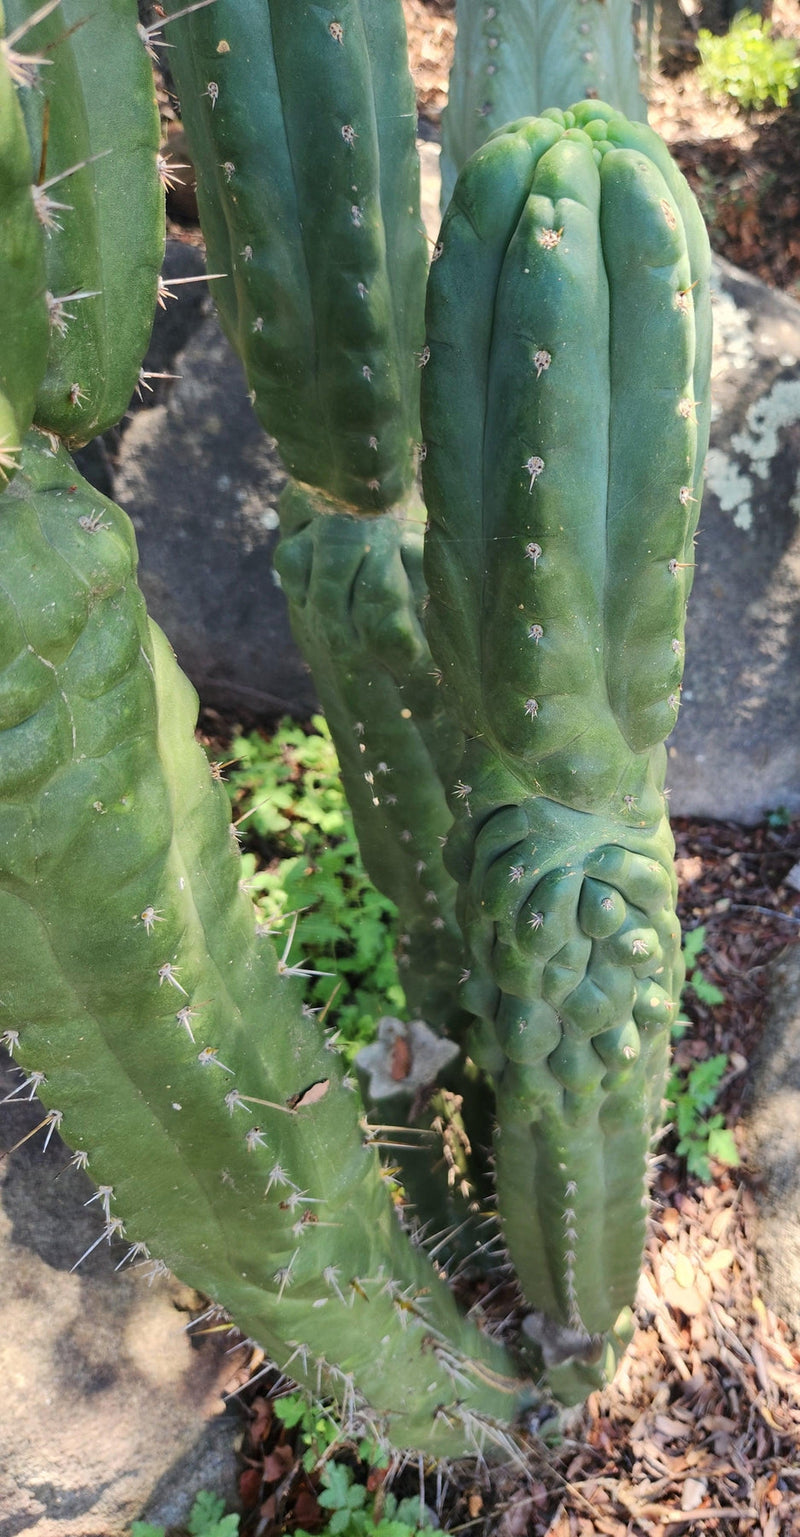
<box><xmin>113</xmin><ymin>308</ymin><xmax>316</xmax><ymax>720</ymax></box>
<box><xmin>0</xmin><ymin>1053</ymin><xmax>242</xmax><ymax>1537</ymax></box>
<box><xmin>668</xmin><ymin>256</ymin><xmax>800</xmax><ymax>824</ymax></box>
<box><xmin>745</xmin><ymin>945</ymin><xmax>800</xmax><ymax>1334</ymax></box>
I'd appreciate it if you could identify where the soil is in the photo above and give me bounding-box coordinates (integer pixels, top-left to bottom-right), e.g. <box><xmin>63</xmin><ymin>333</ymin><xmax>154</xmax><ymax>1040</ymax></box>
<box><xmin>180</xmin><ymin>9</ymin><xmax>800</xmax><ymax>1533</ymax></box>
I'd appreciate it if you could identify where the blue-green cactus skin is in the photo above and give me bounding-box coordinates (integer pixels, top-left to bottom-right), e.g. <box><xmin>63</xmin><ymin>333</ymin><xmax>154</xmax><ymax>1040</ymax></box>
<box><xmin>0</xmin><ymin>13</ymin><xmax>48</xmax><ymax>480</ymax></box>
<box><xmin>274</xmin><ymin>483</ymin><xmax>467</xmax><ymax>1032</ymax></box>
<box><xmin>166</xmin><ymin>0</ymin><xmax>476</xmax><ymax>1046</ymax></box>
<box><xmin>0</xmin><ymin>434</ymin><xmax>533</xmax><ymax>1456</ymax></box>
<box><xmin>422</xmin><ymin>104</ymin><xmax>711</xmax><ymax>1378</ymax></box>
<box><xmin>4</xmin><ymin>0</ymin><xmax>164</xmax><ymax>445</ymax></box>
<box><xmin>440</xmin><ymin>0</ymin><xmax>646</xmax><ymax>208</ymax></box>
<box><xmin>164</xmin><ymin>0</ymin><xmax>427</xmax><ymax>514</ymax></box>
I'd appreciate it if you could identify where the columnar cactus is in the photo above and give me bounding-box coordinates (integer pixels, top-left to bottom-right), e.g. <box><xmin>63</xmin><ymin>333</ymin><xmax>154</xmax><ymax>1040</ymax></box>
<box><xmin>0</xmin><ymin>16</ymin><xmax>48</xmax><ymax>481</ymax></box>
<box><xmin>0</xmin><ymin>433</ymin><xmax>529</xmax><ymax>1457</ymax></box>
<box><xmin>440</xmin><ymin>0</ymin><xmax>646</xmax><ymax>207</ymax></box>
<box><xmin>165</xmin><ymin>0</ymin><xmax>469</xmax><ymax>1035</ymax></box>
<box><xmin>0</xmin><ymin>0</ymin><xmax>714</xmax><ymax>1464</ymax></box>
<box><xmin>4</xmin><ymin>0</ymin><xmax>164</xmax><ymax>443</ymax></box>
<box><xmin>422</xmin><ymin>101</ymin><xmax>711</xmax><ymax>1394</ymax></box>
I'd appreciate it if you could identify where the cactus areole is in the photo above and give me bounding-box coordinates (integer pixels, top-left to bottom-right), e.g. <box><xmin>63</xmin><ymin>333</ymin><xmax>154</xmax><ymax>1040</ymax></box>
<box><xmin>422</xmin><ymin>102</ymin><xmax>711</xmax><ymax>1391</ymax></box>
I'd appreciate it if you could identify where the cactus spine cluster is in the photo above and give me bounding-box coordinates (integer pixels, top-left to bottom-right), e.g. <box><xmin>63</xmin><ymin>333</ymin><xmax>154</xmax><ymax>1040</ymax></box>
<box><xmin>0</xmin><ymin>0</ymin><xmax>713</xmax><ymax>1460</ymax></box>
<box><xmin>440</xmin><ymin>0</ymin><xmax>646</xmax><ymax>207</ymax></box>
<box><xmin>423</xmin><ymin>102</ymin><xmax>711</xmax><ymax>1390</ymax></box>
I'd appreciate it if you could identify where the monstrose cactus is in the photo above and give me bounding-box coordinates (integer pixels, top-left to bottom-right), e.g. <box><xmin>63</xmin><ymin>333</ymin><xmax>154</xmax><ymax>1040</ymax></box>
<box><xmin>0</xmin><ymin>0</ymin><xmax>711</xmax><ymax>1457</ymax></box>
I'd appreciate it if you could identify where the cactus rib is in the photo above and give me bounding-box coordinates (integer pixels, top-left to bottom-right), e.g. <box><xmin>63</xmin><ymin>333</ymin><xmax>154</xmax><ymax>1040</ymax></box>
<box><xmin>4</xmin><ymin>0</ymin><xmax>164</xmax><ymax>444</ymax></box>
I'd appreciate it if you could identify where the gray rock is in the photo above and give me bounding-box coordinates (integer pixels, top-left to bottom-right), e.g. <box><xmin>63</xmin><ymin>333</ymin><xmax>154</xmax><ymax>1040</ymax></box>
<box><xmin>745</xmin><ymin>945</ymin><xmax>800</xmax><ymax>1334</ymax></box>
<box><xmin>113</xmin><ymin>313</ymin><xmax>316</xmax><ymax>720</ymax></box>
<box><xmin>0</xmin><ymin>1053</ymin><xmax>242</xmax><ymax>1537</ymax></box>
<box><xmin>668</xmin><ymin>256</ymin><xmax>800</xmax><ymax>824</ymax></box>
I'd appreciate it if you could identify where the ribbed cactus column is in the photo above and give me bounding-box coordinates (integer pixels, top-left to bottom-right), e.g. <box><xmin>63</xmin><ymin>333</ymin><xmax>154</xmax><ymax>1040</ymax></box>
<box><xmin>441</xmin><ymin>0</ymin><xmax>646</xmax><ymax>207</ymax></box>
<box><xmin>0</xmin><ymin>12</ymin><xmax>48</xmax><ymax>481</ymax></box>
<box><xmin>422</xmin><ymin>103</ymin><xmax>712</xmax><ymax>1392</ymax></box>
<box><xmin>0</xmin><ymin>434</ymin><xmax>531</xmax><ymax>1457</ymax></box>
<box><xmin>165</xmin><ymin>0</ymin><xmax>469</xmax><ymax>1034</ymax></box>
<box><xmin>4</xmin><ymin>0</ymin><xmax>164</xmax><ymax>444</ymax></box>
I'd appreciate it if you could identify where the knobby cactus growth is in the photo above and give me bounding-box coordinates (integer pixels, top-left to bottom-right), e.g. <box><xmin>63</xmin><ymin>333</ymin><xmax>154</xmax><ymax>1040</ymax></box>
<box><xmin>440</xmin><ymin>0</ymin><xmax>647</xmax><ymax>207</ymax></box>
<box><xmin>0</xmin><ymin>0</ymin><xmax>711</xmax><ymax>1454</ymax></box>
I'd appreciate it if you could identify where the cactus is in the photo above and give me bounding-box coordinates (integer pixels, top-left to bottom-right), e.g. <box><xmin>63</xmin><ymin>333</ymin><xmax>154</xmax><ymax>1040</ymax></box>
<box><xmin>0</xmin><ymin>0</ymin><xmax>714</xmax><ymax>1462</ymax></box>
<box><xmin>0</xmin><ymin>431</ymin><xmax>531</xmax><ymax>1457</ymax></box>
<box><xmin>440</xmin><ymin>0</ymin><xmax>647</xmax><ymax>208</ymax></box>
<box><xmin>0</xmin><ymin>10</ymin><xmax>48</xmax><ymax>481</ymax></box>
<box><xmin>422</xmin><ymin>101</ymin><xmax>711</xmax><ymax>1391</ymax></box>
<box><xmin>164</xmin><ymin>0</ymin><xmax>472</xmax><ymax>1042</ymax></box>
<box><xmin>4</xmin><ymin>0</ymin><xmax>164</xmax><ymax>444</ymax></box>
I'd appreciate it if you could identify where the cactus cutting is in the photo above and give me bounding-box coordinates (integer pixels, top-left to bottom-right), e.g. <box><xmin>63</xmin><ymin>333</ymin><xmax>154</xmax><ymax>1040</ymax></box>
<box><xmin>0</xmin><ymin>0</ymin><xmax>713</xmax><ymax>1461</ymax></box>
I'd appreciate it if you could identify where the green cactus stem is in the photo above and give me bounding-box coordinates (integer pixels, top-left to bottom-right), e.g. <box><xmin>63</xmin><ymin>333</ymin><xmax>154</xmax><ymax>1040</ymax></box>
<box><xmin>166</xmin><ymin>0</ymin><xmax>475</xmax><ymax>1067</ymax></box>
<box><xmin>4</xmin><ymin>0</ymin><xmax>164</xmax><ymax>445</ymax></box>
<box><xmin>0</xmin><ymin>433</ymin><xmax>534</xmax><ymax>1456</ymax></box>
<box><xmin>164</xmin><ymin>0</ymin><xmax>428</xmax><ymax>513</ymax></box>
<box><xmin>274</xmin><ymin>483</ymin><xmax>466</xmax><ymax>1033</ymax></box>
<box><xmin>0</xmin><ymin>12</ymin><xmax>48</xmax><ymax>482</ymax></box>
<box><xmin>422</xmin><ymin>103</ymin><xmax>712</xmax><ymax>1389</ymax></box>
<box><xmin>440</xmin><ymin>0</ymin><xmax>647</xmax><ymax>208</ymax></box>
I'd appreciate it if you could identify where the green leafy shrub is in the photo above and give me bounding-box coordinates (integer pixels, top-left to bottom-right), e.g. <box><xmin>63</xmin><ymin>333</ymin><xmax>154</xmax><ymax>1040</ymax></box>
<box><xmin>222</xmin><ymin>719</ymin><xmax>403</xmax><ymax>1059</ymax></box>
<box><xmin>697</xmin><ymin>12</ymin><xmax>800</xmax><ymax>110</ymax></box>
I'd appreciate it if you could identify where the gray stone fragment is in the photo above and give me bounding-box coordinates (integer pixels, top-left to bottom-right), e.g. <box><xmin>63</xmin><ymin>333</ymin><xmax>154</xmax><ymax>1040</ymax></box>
<box><xmin>667</xmin><ymin>257</ymin><xmax>800</xmax><ymax>823</ymax></box>
<box><xmin>0</xmin><ymin>1054</ymin><xmax>241</xmax><ymax>1537</ymax></box>
<box><xmin>114</xmin><ymin>314</ymin><xmax>316</xmax><ymax>720</ymax></box>
<box><xmin>745</xmin><ymin>945</ymin><xmax>800</xmax><ymax>1334</ymax></box>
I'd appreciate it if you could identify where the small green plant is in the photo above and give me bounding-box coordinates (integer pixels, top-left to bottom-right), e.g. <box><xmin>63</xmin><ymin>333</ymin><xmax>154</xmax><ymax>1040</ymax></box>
<box><xmin>273</xmin><ymin>1390</ymin><xmax>352</xmax><ymax>1473</ymax></box>
<box><xmin>297</xmin><ymin>1460</ymin><xmax>438</xmax><ymax>1537</ymax></box>
<box><xmin>666</xmin><ymin>928</ymin><xmax>738</xmax><ymax>1179</ymax></box>
<box><xmin>223</xmin><ymin>718</ymin><xmax>403</xmax><ymax>1059</ymax></box>
<box><xmin>697</xmin><ymin>12</ymin><xmax>800</xmax><ymax>110</ymax></box>
<box><xmin>766</xmin><ymin>805</ymin><xmax>793</xmax><ymax>829</ymax></box>
<box><xmin>131</xmin><ymin>1490</ymin><xmax>239</xmax><ymax>1537</ymax></box>
<box><xmin>681</xmin><ymin>925</ymin><xmax>726</xmax><ymax>1008</ymax></box>
<box><xmin>667</xmin><ymin>1053</ymin><xmax>740</xmax><ymax>1180</ymax></box>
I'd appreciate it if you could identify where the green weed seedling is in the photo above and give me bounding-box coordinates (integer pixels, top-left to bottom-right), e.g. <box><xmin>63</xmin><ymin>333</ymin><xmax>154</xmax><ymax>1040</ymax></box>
<box><xmin>667</xmin><ymin>1054</ymin><xmax>740</xmax><ymax>1181</ymax></box>
<box><xmin>680</xmin><ymin>925</ymin><xmax>726</xmax><ymax>1009</ymax></box>
<box><xmin>698</xmin><ymin>11</ymin><xmax>800</xmax><ymax>110</ymax></box>
<box><xmin>667</xmin><ymin>928</ymin><xmax>738</xmax><ymax>1180</ymax></box>
<box><xmin>273</xmin><ymin>1389</ymin><xmax>346</xmax><ymax>1472</ymax></box>
<box><xmin>131</xmin><ymin>1490</ymin><xmax>239</xmax><ymax>1537</ymax></box>
<box><xmin>297</xmin><ymin>1460</ymin><xmax>438</xmax><ymax>1537</ymax></box>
